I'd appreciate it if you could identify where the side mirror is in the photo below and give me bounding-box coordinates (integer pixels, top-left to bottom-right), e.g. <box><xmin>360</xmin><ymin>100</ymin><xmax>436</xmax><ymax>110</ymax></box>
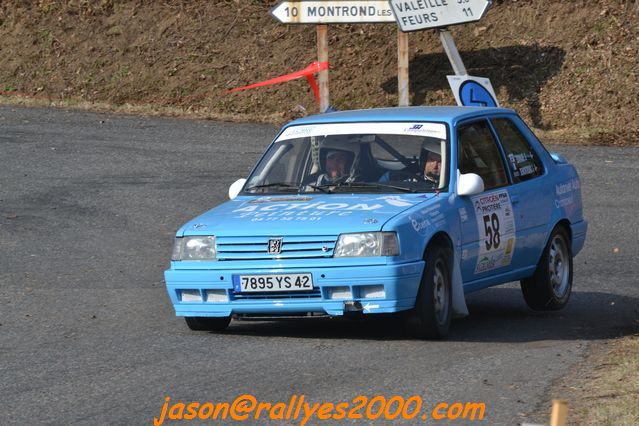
<box><xmin>457</xmin><ymin>173</ymin><xmax>484</xmax><ymax>196</ymax></box>
<box><xmin>228</xmin><ymin>178</ymin><xmax>247</xmax><ymax>200</ymax></box>
<box><xmin>550</xmin><ymin>152</ymin><xmax>568</xmax><ymax>164</ymax></box>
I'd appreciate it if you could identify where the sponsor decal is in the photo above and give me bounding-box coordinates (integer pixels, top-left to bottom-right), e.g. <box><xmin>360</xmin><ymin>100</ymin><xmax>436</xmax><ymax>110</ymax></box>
<box><xmin>471</xmin><ymin>189</ymin><xmax>516</xmax><ymax>273</ymax></box>
<box><xmin>232</xmin><ymin>201</ymin><xmax>385</xmax><ymax>222</ymax></box>
<box><xmin>403</xmin><ymin>124</ymin><xmax>444</xmax><ymax>136</ymax></box>
<box><xmin>280</xmin><ymin>125</ymin><xmax>316</xmax><ymax>139</ymax></box>
<box><xmin>554</xmin><ymin>178</ymin><xmax>580</xmax><ymax>213</ymax></box>
<box><xmin>232</xmin><ymin>195</ymin><xmax>422</xmax><ymax>223</ymax></box>
<box><xmin>376</xmin><ymin>195</ymin><xmax>416</xmax><ymax>207</ymax></box>
<box><xmin>408</xmin><ymin>203</ymin><xmax>446</xmax><ymax>235</ymax></box>
<box><xmin>458</xmin><ymin>207</ymin><xmax>468</xmax><ymax>223</ymax></box>
<box><xmin>409</xmin><ymin>214</ymin><xmax>431</xmax><ymax>236</ymax></box>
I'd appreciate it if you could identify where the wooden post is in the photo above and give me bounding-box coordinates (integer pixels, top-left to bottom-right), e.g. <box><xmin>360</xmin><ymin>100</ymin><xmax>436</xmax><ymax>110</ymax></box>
<box><xmin>397</xmin><ymin>29</ymin><xmax>409</xmax><ymax>107</ymax></box>
<box><xmin>550</xmin><ymin>400</ymin><xmax>568</xmax><ymax>426</ymax></box>
<box><xmin>316</xmin><ymin>24</ymin><xmax>329</xmax><ymax>113</ymax></box>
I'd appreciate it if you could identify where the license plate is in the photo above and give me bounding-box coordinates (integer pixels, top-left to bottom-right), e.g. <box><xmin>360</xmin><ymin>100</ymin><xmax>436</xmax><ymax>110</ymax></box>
<box><xmin>233</xmin><ymin>273</ymin><xmax>313</xmax><ymax>293</ymax></box>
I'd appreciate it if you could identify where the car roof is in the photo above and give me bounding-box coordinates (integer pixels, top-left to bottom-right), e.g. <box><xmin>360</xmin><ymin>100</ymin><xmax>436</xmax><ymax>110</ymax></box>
<box><xmin>286</xmin><ymin>106</ymin><xmax>516</xmax><ymax>127</ymax></box>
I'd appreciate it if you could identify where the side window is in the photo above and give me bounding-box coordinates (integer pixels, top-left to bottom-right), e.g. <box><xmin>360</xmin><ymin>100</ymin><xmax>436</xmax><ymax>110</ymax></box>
<box><xmin>457</xmin><ymin>120</ymin><xmax>508</xmax><ymax>190</ymax></box>
<box><xmin>491</xmin><ymin>118</ymin><xmax>544</xmax><ymax>182</ymax></box>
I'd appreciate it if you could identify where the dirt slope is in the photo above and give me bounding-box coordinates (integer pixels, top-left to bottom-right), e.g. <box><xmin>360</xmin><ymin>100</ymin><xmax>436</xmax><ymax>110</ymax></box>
<box><xmin>0</xmin><ymin>1</ymin><xmax>637</xmax><ymax>143</ymax></box>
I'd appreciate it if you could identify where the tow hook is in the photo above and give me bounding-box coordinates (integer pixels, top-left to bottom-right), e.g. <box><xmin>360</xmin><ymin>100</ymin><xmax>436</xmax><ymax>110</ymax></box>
<box><xmin>343</xmin><ymin>300</ymin><xmax>363</xmax><ymax>312</ymax></box>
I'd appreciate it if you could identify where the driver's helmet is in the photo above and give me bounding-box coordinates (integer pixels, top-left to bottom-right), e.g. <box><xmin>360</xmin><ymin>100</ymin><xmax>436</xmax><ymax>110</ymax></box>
<box><xmin>318</xmin><ymin>148</ymin><xmax>354</xmax><ymax>183</ymax></box>
<box><xmin>419</xmin><ymin>139</ymin><xmax>442</xmax><ymax>166</ymax></box>
<box><xmin>419</xmin><ymin>138</ymin><xmax>443</xmax><ymax>183</ymax></box>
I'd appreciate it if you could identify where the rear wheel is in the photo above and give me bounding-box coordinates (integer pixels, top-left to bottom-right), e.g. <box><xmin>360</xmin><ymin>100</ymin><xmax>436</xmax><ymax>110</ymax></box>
<box><xmin>404</xmin><ymin>245</ymin><xmax>452</xmax><ymax>339</ymax></box>
<box><xmin>520</xmin><ymin>226</ymin><xmax>572</xmax><ymax>311</ymax></box>
<box><xmin>184</xmin><ymin>316</ymin><xmax>231</xmax><ymax>331</ymax></box>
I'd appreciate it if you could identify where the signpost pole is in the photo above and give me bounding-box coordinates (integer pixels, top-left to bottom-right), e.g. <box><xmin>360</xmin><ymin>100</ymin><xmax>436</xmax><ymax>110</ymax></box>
<box><xmin>438</xmin><ymin>28</ymin><xmax>467</xmax><ymax>76</ymax></box>
<box><xmin>317</xmin><ymin>24</ymin><xmax>329</xmax><ymax>112</ymax></box>
<box><xmin>397</xmin><ymin>29</ymin><xmax>409</xmax><ymax>107</ymax></box>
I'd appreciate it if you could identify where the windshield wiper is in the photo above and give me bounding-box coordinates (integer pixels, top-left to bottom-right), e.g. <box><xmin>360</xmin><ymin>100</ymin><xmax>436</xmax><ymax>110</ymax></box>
<box><xmin>244</xmin><ymin>182</ymin><xmax>300</xmax><ymax>192</ymax></box>
<box><xmin>313</xmin><ymin>181</ymin><xmax>417</xmax><ymax>193</ymax></box>
<box><xmin>344</xmin><ymin>182</ymin><xmax>417</xmax><ymax>193</ymax></box>
<box><xmin>305</xmin><ymin>184</ymin><xmax>331</xmax><ymax>194</ymax></box>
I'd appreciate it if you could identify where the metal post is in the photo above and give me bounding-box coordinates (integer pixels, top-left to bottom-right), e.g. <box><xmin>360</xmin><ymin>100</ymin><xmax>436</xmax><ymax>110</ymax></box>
<box><xmin>397</xmin><ymin>29</ymin><xmax>409</xmax><ymax>107</ymax></box>
<box><xmin>316</xmin><ymin>24</ymin><xmax>329</xmax><ymax>112</ymax></box>
<box><xmin>439</xmin><ymin>28</ymin><xmax>467</xmax><ymax>76</ymax></box>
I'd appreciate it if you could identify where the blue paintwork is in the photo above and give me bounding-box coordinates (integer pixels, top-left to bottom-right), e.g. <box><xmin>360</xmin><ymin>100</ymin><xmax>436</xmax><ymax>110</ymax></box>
<box><xmin>164</xmin><ymin>107</ymin><xmax>587</xmax><ymax>318</ymax></box>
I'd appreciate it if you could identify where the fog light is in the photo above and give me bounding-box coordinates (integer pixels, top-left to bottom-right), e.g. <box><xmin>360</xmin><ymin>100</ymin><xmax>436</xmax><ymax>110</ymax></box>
<box><xmin>180</xmin><ymin>289</ymin><xmax>202</xmax><ymax>302</ymax></box>
<box><xmin>205</xmin><ymin>289</ymin><xmax>228</xmax><ymax>302</ymax></box>
<box><xmin>328</xmin><ymin>286</ymin><xmax>352</xmax><ymax>300</ymax></box>
<box><xmin>361</xmin><ymin>285</ymin><xmax>385</xmax><ymax>299</ymax></box>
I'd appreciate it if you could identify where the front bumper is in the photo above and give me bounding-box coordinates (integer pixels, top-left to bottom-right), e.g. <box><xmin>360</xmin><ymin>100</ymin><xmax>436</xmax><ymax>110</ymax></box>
<box><xmin>164</xmin><ymin>261</ymin><xmax>424</xmax><ymax>317</ymax></box>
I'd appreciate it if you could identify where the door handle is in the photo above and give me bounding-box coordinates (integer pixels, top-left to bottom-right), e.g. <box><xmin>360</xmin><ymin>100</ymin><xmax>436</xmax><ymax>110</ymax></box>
<box><xmin>511</xmin><ymin>195</ymin><xmax>520</xmax><ymax>205</ymax></box>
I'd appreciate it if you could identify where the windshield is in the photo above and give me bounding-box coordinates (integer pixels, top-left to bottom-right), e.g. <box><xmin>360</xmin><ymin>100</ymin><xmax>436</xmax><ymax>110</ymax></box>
<box><xmin>243</xmin><ymin>122</ymin><xmax>448</xmax><ymax>194</ymax></box>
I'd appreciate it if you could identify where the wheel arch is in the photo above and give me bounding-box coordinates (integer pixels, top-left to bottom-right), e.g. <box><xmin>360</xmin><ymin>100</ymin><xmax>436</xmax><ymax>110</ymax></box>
<box><xmin>423</xmin><ymin>231</ymin><xmax>454</xmax><ymax>260</ymax></box>
<box><xmin>532</xmin><ymin>218</ymin><xmax>572</xmax><ymax>268</ymax></box>
<box><xmin>547</xmin><ymin>218</ymin><xmax>572</xmax><ymax>247</ymax></box>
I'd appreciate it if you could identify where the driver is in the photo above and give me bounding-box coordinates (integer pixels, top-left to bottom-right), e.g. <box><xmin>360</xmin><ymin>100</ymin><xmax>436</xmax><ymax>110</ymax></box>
<box><xmin>422</xmin><ymin>149</ymin><xmax>442</xmax><ymax>184</ymax></box>
<box><xmin>379</xmin><ymin>141</ymin><xmax>442</xmax><ymax>185</ymax></box>
<box><xmin>309</xmin><ymin>149</ymin><xmax>353</xmax><ymax>186</ymax></box>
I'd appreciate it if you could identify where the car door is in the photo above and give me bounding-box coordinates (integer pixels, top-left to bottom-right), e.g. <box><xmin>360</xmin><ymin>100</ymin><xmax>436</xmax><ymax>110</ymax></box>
<box><xmin>488</xmin><ymin>116</ymin><xmax>552</xmax><ymax>271</ymax></box>
<box><xmin>456</xmin><ymin>119</ymin><xmax>520</xmax><ymax>284</ymax></box>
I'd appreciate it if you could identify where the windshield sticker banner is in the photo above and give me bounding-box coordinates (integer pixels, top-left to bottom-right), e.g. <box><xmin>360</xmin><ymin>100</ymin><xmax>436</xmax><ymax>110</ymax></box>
<box><xmin>277</xmin><ymin>122</ymin><xmax>447</xmax><ymax>142</ymax></box>
<box><xmin>472</xmin><ymin>190</ymin><xmax>516</xmax><ymax>274</ymax></box>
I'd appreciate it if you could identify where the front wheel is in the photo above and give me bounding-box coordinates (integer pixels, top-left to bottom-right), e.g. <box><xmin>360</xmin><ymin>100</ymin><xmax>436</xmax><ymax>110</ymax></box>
<box><xmin>184</xmin><ymin>316</ymin><xmax>231</xmax><ymax>331</ymax></box>
<box><xmin>404</xmin><ymin>245</ymin><xmax>453</xmax><ymax>339</ymax></box>
<box><xmin>520</xmin><ymin>226</ymin><xmax>573</xmax><ymax>311</ymax></box>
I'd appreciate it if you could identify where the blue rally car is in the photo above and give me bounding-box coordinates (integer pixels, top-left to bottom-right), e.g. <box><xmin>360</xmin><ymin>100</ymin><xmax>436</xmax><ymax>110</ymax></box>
<box><xmin>165</xmin><ymin>107</ymin><xmax>587</xmax><ymax>338</ymax></box>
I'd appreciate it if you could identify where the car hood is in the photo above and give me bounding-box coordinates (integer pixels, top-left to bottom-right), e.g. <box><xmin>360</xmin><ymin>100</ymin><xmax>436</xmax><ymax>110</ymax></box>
<box><xmin>179</xmin><ymin>193</ymin><xmax>436</xmax><ymax>236</ymax></box>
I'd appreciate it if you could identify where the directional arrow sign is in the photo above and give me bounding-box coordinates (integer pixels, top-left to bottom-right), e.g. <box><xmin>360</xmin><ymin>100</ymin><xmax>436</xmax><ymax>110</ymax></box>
<box><xmin>389</xmin><ymin>0</ymin><xmax>492</xmax><ymax>32</ymax></box>
<box><xmin>363</xmin><ymin>303</ymin><xmax>380</xmax><ymax>312</ymax></box>
<box><xmin>271</xmin><ymin>1</ymin><xmax>396</xmax><ymax>24</ymax></box>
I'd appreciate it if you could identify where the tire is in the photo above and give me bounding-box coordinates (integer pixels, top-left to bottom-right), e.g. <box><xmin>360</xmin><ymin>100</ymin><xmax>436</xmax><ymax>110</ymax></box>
<box><xmin>184</xmin><ymin>316</ymin><xmax>231</xmax><ymax>331</ymax></box>
<box><xmin>520</xmin><ymin>226</ymin><xmax>573</xmax><ymax>311</ymax></box>
<box><xmin>404</xmin><ymin>245</ymin><xmax>453</xmax><ymax>339</ymax></box>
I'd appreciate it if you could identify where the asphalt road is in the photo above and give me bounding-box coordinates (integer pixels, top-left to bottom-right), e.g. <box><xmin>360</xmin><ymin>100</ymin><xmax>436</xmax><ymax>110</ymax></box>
<box><xmin>1</xmin><ymin>106</ymin><xmax>637</xmax><ymax>425</ymax></box>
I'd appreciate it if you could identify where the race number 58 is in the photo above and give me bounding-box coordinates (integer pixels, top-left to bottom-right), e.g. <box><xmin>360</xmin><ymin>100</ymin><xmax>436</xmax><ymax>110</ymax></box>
<box><xmin>482</xmin><ymin>213</ymin><xmax>500</xmax><ymax>250</ymax></box>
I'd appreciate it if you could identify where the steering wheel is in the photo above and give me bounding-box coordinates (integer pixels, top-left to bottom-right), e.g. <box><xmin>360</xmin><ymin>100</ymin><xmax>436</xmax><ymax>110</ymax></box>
<box><xmin>385</xmin><ymin>170</ymin><xmax>422</xmax><ymax>182</ymax></box>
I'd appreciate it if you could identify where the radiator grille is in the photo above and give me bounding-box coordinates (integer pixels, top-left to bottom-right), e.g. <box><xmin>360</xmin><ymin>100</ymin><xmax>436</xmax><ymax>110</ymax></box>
<box><xmin>216</xmin><ymin>235</ymin><xmax>338</xmax><ymax>261</ymax></box>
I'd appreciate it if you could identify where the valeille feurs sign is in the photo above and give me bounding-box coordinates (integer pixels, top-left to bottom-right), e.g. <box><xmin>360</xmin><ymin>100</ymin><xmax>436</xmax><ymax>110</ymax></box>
<box><xmin>389</xmin><ymin>0</ymin><xmax>492</xmax><ymax>32</ymax></box>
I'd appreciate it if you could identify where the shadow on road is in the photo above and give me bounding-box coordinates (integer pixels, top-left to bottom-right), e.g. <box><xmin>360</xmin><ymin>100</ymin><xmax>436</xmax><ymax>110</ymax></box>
<box><xmin>221</xmin><ymin>288</ymin><xmax>638</xmax><ymax>342</ymax></box>
<box><xmin>381</xmin><ymin>44</ymin><xmax>566</xmax><ymax>128</ymax></box>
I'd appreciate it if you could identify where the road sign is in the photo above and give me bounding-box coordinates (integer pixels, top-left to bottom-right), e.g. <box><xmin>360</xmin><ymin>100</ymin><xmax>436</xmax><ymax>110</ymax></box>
<box><xmin>389</xmin><ymin>0</ymin><xmax>492</xmax><ymax>32</ymax></box>
<box><xmin>447</xmin><ymin>75</ymin><xmax>499</xmax><ymax>107</ymax></box>
<box><xmin>270</xmin><ymin>1</ymin><xmax>395</xmax><ymax>24</ymax></box>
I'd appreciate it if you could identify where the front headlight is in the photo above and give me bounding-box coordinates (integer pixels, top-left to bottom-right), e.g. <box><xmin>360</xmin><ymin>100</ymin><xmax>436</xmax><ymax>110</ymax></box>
<box><xmin>333</xmin><ymin>232</ymin><xmax>399</xmax><ymax>257</ymax></box>
<box><xmin>171</xmin><ymin>236</ymin><xmax>217</xmax><ymax>261</ymax></box>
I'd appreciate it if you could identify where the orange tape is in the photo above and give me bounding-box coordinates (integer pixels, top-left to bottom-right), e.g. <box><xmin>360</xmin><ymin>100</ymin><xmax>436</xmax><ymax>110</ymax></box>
<box><xmin>227</xmin><ymin>61</ymin><xmax>329</xmax><ymax>105</ymax></box>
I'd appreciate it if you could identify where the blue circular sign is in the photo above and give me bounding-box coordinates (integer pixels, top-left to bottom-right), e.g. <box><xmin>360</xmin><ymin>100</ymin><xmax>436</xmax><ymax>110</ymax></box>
<box><xmin>459</xmin><ymin>81</ymin><xmax>498</xmax><ymax>107</ymax></box>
